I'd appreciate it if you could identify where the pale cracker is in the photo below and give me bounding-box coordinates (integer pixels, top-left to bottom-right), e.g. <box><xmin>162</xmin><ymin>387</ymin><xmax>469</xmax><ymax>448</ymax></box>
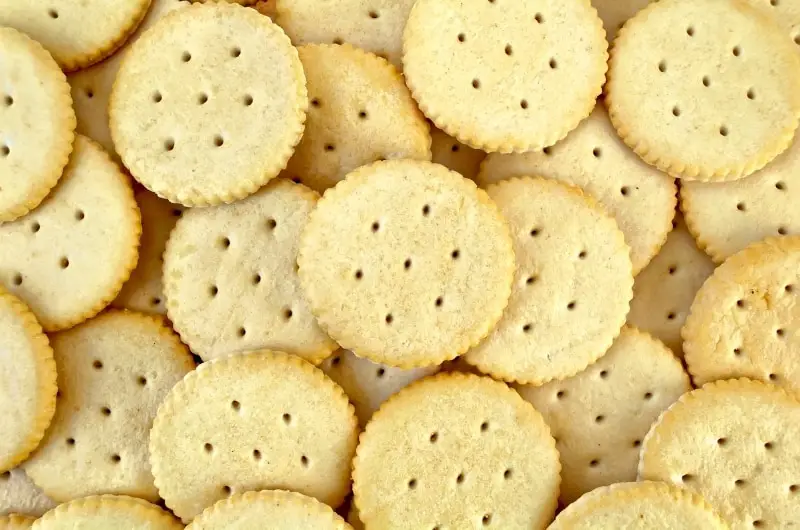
<box><xmin>465</xmin><ymin>177</ymin><xmax>633</xmax><ymax>384</ymax></box>
<box><xmin>0</xmin><ymin>515</ymin><xmax>34</xmax><ymax>530</ymax></box>
<box><xmin>640</xmin><ymin>378</ymin><xmax>800</xmax><ymax>529</ymax></box>
<box><xmin>110</xmin><ymin>2</ymin><xmax>307</xmax><ymax>206</ymax></box>
<box><xmin>32</xmin><ymin>495</ymin><xmax>182</xmax><ymax>530</ymax></box>
<box><xmin>149</xmin><ymin>350</ymin><xmax>358</xmax><ymax>522</ymax></box>
<box><xmin>740</xmin><ymin>0</ymin><xmax>800</xmax><ymax>49</ymax></box>
<box><xmin>24</xmin><ymin>311</ymin><xmax>194</xmax><ymax>502</ymax></box>
<box><xmin>402</xmin><ymin>0</ymin><xmax>607</xmax><ymax>152</ymax></box>
<box><xmin>477</xmin><ymin>105</ymin><xmax>676</xmax><ymax>273</ymax></box>
<box><xmin>353</xmin><ymin>373</ymin><xmax>560</xmax><ymax>529</ymax></box>
<box><xmin>0</xmin><ymin>468</ymin><xmax>56</xmax><ymax>517</ymax></box>
<box><xmin>298</xmin><ymin>160</ymin><xmax>515</xmax><ymax>368</ymax></box>
<box><xmin>0</xmin><ymin>135</ymin><xmax>141</xmax><ymax>332</ymax></box>
<box><xmin>591</xmin><ymin>0</ymin><xmax>652</xmax><ymax>37</ymax></box>
<box><xmin>430</xmin><ymin>127</ymin><xmax>486</xmax><ymax>181</ymax></box>
<box><xmin>628</xmin><ymin>213</ymin><xmax>716</xmax><ymax>356</ymax></box>
<box><xmin>517</xmin><ymin>327</ymin><xmax>690</xmax><ymax>504</ymax></box>
<box><xmin>606</xmin><ymin>0</ymin><xmax>800</xmax><ymax>181</ymax></box>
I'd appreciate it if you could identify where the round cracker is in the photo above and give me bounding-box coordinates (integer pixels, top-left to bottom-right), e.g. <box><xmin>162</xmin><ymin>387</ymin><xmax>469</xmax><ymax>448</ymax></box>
<box><xmin>0</xmin><ymin>468</ymin><xmax>56</xmax><ymax>517</ymax></box>
<box><xmin>464</xmin><ymin>177</ymin><xmax>633</xmax><ymax>384</ymax></box>
<box><xmin>477</xmin><ymin>106</ymin><xmax>676</xmax><ymax>273</ymax></box>
<box><xmin>0</xmin><ymin>515</ymin><xmax>34</xmax><ymax>530</ymax></box>
<box><xmin>187</xmin><ymin>490</ymin><xmax>352</xmax><ymax>530</ymax></box>
<box><xmin>628</xmin><ymin>213</ymin><xmax>716</xmax><ymax>356</ymax></box>
<box><xmin>0</xmin><ymin>135</ymin><xmax>141</xmax><ymax>332</ymax></box>
<box><xmin>0</xmin><ymin>0</ymin><xmax>151</xmax><ymax>72</ymax></box>
<box><xmin>32</xmin><ymin>495</ymin><xmax>181</xmax><ymax>530</ymax></box>
<box><xmin>0</xmin><ymin>27</ymin><xmax>75</xmax><ymax>222</ymax></box>
<box><xmin>0</xmin><ymin>290</ymin><xmax>56</xmax><ymax>472</ymax></box>
<box><xmin>592</xmin><ymin>0</ymin><xmax>652</xmax><ymax>37</ymax></box>
<box><xmin>606</xmin><ymin>0</ymin><xmax>800</xmax><ymax>181</ymax></box>
<box><xmin>683</xmin><ymin>236</ymin><xmax>800</xmax><ymax>393</ymax></box>
<box><xmin>430</xmin><ymin>127</ymin><xmax>486</xmax><ymax>181</ymax></box>
<box><xmin>402</xmin><ymin>0</ymin><xmax>607</xmax><ymax>152</ymax></box>
<box><xmin>282</xmin><ymin>44</ymin><xmax>430</xmax><ymax>193</ymax></box>
<box><xmin>640</xmin><ymin>378</ymin><xmax>800</xmax><ymax>528</ymax></box>
<box><xmin>353</xmin><ymin>373</ymin><xmax>560</xmax><ymax>529</ymax></box>
<box><xmin>298</xmin><ymin>160</ymin><xmax>514</xmax><ymax>368</ymax></box>
<box><xmin>23</xmin><ymin>311</ymin><xmax>194</xmax><ymax>502</ymax></box>
<box><xmin>110</xmin><ymin>2</ymin><xmax>307</xmax><ymax>206</ymax></box>
<box><xmin>517</xmin><ymin>327</ymin><xmax>690</xmax><ymax>504</ymax></box>
<box><xmin>548</xmin><ymin>481</ymin><xmax>727</xmax><ymax>529</ymax></box>
<box><xmin>149</xmin><ymin>350</ymin><xmax>358</xmax><ymax>522</ymax></box>
<box><xmin>164</xmin><ymin>179</ymin><xmax>336</xmax><ymax>363</ymax></box>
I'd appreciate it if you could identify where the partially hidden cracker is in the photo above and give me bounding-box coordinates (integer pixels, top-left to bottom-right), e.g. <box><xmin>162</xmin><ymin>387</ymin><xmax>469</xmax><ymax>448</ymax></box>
<box><xmin>0</xmin><ymin>468</ymin><xmax>56</xmax><ymax>517</ymax></box>
<box><xmin>31</xmin><ymin>495</ymin><xmax>182</xmax><ymax>530</ymax></box>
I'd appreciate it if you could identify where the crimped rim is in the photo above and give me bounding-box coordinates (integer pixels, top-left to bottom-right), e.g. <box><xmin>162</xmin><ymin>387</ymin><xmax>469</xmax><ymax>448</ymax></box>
<box><xmin>32</xmin><ymin>494</ymin><xmax>181</xmax><ymax>529</ymax></box>
<box><xmin>1</xmin><ymin>514</ymin><xmax>36</xmax><ymax>529</ymax></box>
<box><xmin>679</xmin><ymin>184</ymin><xmax>734</xmax><ymax>264</ymax></box>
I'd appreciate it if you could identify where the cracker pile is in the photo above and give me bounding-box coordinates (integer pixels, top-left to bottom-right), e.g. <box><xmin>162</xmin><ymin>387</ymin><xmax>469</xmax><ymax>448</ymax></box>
<box><xmin>1</xmin><ymin>0</ymin><xmax>800</xmax><ymax>528</ymax></box>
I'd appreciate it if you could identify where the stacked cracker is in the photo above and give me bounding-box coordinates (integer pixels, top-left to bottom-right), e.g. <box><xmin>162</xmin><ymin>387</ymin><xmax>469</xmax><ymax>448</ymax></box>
<box><xmin>1</xmin><ymin>0</ymin><xmax>800</xmax><ymax>528</ymax></box>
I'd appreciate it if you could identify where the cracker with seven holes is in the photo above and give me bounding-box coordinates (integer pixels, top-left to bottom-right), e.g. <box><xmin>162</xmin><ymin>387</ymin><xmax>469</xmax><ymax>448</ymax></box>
<box><xmin>628</xmin><ymin>214</ymin><xmax>716</xmax><ymax>356</ymax></box>
<box><xmin>606</xmin><ymin>0</ymin><xmax>800</xmax><ymax>181</ymax></box>
<box><xmin>0</xmin><ymin>135</ymin><xmax>141</xmax><ymax>332</ymax></box>
<box><xmin>353</xmin><ymin>373</ymin><xmax>560</xmax><ymax>529</ymax></box>
<box><xmin>0</xmin><ymin>0</ymin><xmax>151</xmax><ymax>72</ymax></box>
<box><xmin>282</xmin><ymin>44</ymin><xmax>430</xmax><ymax>192</ymax></box>
<box><xmin>640</xmin><ymin>378</ymin><xmax>800</xmax><ymax>529</ymax></box>
<box><xmin>113</xmin><ymin>190</ymin><xmax>182</xmax><ymax>316</ymax></box>
<box><xmin>110</xmin><ymin>2</ymin><xmax>307</xmax><ymax>206</ymax></box>
<box><xmin>320</xmin><ymin>349</ymin><xmax>438</xmax><ymax>426</ymax></box>
<box><xmin>298</xmin><ymin>160</ymin><xmax>514</xmax><ymax>369</ymax></box>
<box><xmin>464</xmin><ymin>177</ymin><xmax>633</xmax><ymax>385</ymax></box>
<box><xmin>32</xmin><ymin>495</ymin><xmax>182</xmax><ymax>530</ymax></box>
<box><xmin>430</xmin><ymin>127</ymin><xmax>486</xmax><ymax>181</ymax></box>
<box><xmin>548</xmin><ymin>481</ymin><xmax>728</xmax><ymax>529</ymax></box>
<box><xmin>187</xmin><ymin>490</ymin><xmax>353</xmax><ymax>530</ymax></box>
<box><xmin>681</xmin><ymin>135</ymin><xmax>800</xmax><ymax>262</ymax></box>
<box><xmin>517</xmin><ymin>327</ymin><xmax>690</xmax><ymax>504</ymax></box>
<box><xmin>402</xmin><ymin>0</ymin><xmax>607</xmax><ymax>153</ymax></box>
<box><xmin>477</xmin><ymin>106</ymin><xmax>676</xmax><ymax>274</ymax></box>
<box><xmin>23</xmin><ymin>311</ymin><xmax>194</xmax><ymax>502</ymax></box>
<box><xmin>682</xmin><ymin>236</ymin><xmax>800</xmax><ymax>393</ymax></box>
<box><xmin>0</xmin><ymin>515</ymin><xmax>34</xmax><ymax>530</ymax></box>
<box><xmin>591</xmin><ymin>0</ymin><xmax>652</xmax><ymax>37</ymax></box>
<box><xmin>0</xmin><ymin>289</ymin><xmax>56</xmax><ymax>473</ymax></box>
<box><xmin>275</xmin><ymin>0</ymin><xmax>416</xmax><ymax>66</ymax></box>
<box><xmin>149</xmin><ymin>350</ymin><xmax>358</xmax><ymax>522</ymax></box>
<box><xmin>0</xmin><ymin>468</ymin><xmax>56</xmax><ymax>517</ymax></box>
<box><xmin>164</xmin><ymin>179</ymin><xmax>336</xmax><ymax>363</ymax></box>
<box><xmin>0</xmin><ymin>27</ymin><xmax>75</xmax><ymax>223</ymax></box>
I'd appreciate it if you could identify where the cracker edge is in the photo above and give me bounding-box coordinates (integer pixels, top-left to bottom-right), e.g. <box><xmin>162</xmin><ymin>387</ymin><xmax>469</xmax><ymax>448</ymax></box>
<box><xmin>679</xmin><ymin>184</ymin><xmax>739</xmax><ymax>264</ymax></box>
<box><xmin>297</xmin><ymin>159</ymin><xmax>515</xmax><ymax>369</ymax></box>
<box><xmin>31</xmin><ymin>494</ymin><xmax>182</xmax><ymax>529</ymax></box>
<box><xmin>0</xmin><ymin>514</ymin><xmax>36</xmax><ymax>529</ymax></box>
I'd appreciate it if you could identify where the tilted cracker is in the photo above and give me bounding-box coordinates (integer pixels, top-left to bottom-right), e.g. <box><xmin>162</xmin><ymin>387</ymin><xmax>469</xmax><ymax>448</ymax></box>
<box><xmin>430</xmin><ymin>127</ymin><xmax>486</xmax><ymax>181</ymax></box>
<box><xmin>0</xmin><ymin>515</ymin><xmax>34</xmax><ymax>530</ymax></box>
<box><xmin>0</xmin><ymin>468</ymin><xmax>56</xmax><ymax>517</ymax></box>
<box><xmin>32</xmin><ymin>495</ymin><xmax>182</xmax><ymax>530</ymax></box>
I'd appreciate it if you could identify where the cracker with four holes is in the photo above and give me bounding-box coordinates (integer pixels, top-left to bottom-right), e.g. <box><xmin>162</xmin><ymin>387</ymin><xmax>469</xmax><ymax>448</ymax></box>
<box><xmin>477</xmin><ymin>106</ymin><xmax>676</xmax><ymax>274</ymax></box>
<box><xmin>298</xmin><ymin>160</ymin><xmax>514</xmax><ymax>369</ymax></box>
<box><xmin>548</xmin><ymin>481</ymin><xmax>728</xmax><ymax>529</ymax></box>
<box><xmin>464</xmin><ymin>177</ymin><xmax>633</xmax><ymax>384</ymax></box>
<box><xmin>402</xmin><ymin>0</ymin><xmax>607</xmax><ymax>153</ymax></box>
<box><xmin>32</xmin><ymin>495</ymin><xmax>182</xmax><ymax>530</ymax></box>
<box><xmin>23</xmin><ymin>310</ymin><xmax>194</xmax><ymax>502</ymax></box>
<box><xmin>0</xmin><ymin>290</ymin><xmax>56</xmax><ymax>473</ymax></box>
<box><xmin>320</xmin><ymin>349</ymin><xmax>439</xmax><ymax>426</ymax></box>
<box><xmin>517</xmin><ymin>327</ymin><xmax>690</xmax><ymax>504</ymax></box>
<box><xmin>187</xmin><ymin>490</ymin><xmax>353</xmax><ymax>530</ymax></box>
<box><xmin>628</xmin><ymin>213</ymin><xmax>716</xmax><ymax>356</ymax></box>
<box><xmin>149</xmin><ymin>350</ymin><xmax>358</xmax><ymax>522</ymax></box>
<box><xmin>110</xmin><ymin>2</ymin><xmax>307</xmax><ymax>206</ymax></box>
<box><xmin>164</xmin><ymin>179</ymin><xmax>336</xmax><ymax>363</ymax></box>
<box><xmin>0</xmin><ymin>0</ymin><xmax>151</xmax><ymax>72</ymax></box>
<box><xmin>640</xmin><ymin>378</ymin><xmax>800</xmax><ymax>529</ymax></box>
<box><xmin>591</xmin><ymin>0</ymin><xmax>652</xmax><ymax>38</ymax></box>
<box><xmin>606</xmin><ymin>0</ymin><xmax>800</xmax><ymax>181</ymax></box>
<box><xmin>0</xmin><ymin>135</ymin><xmax>140</xmax><ymax>332</ymax></box>
<box><xmin>353</xmin><ymin>373</ymin><xmax>560</xmax><ymax>529</ymax></box>
<box><xmin>682</xmin><ymin>236</ymin><xmax>800</xmax><ymax>393</ymax></box>
<box><xmin>282</xmin><ymin>44</ymin><xmax>430</xmax><ymax>192</ymax></box>
<box><xmin>430</xmin><ymin>127</ymin><xmax>486</xmax><ymax>181</ymax></box>
<box><xmin>0</xmin><ymin>27</ymin><xmax>75</xmax><ymax>223</ymax></box>
<box><xmin>0</xmin><ymin>515</ymin><xmax>34</xmax><ymax>530</ymax></box>
<box><xmin>0</xmin><ymin>468</ymin><xmax>56</xmax><ymax>517</ymax></box>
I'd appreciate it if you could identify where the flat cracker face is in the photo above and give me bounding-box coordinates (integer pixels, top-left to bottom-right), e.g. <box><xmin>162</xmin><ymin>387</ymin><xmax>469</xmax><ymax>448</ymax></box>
<box><xmin>298</xmin><ymin>160</ymin><xmax>514</xmax><ymax>368</ymax></box>
<box><xmin>478</xmin><ymin>106</ymin><xmax>676</xmax><ymax>274</ymax></box>
<box><xmin>740</xmin><ymin>0</ymin><xmax>800</xmax><ymax>47</ymax></box>
<box><xmin>32</xmin><ymin>495</ymin><xmax>182</xmax><ymax>530</ymax></box>
<box><xmin>0</xmin><ymin>468</ymin><xmax>56</xmax><ymax>517</ymax></box>
<box><xmin>465</xmin><ymin>177</ymin><xmax>633</xmax><ymax>384</ymax></box>
<box><xmin>607</xmin><ymin>0</ymin><xmax>800</xmax><ymax>181</ymax></box>
<box><xmin>110</xmin><ymin>3</ymin><xmax>307</xmax><ymax>206</ymax></box>
<box><xmin>0</xmin><ymin>136</ymin><xmax>141</xmax><ymax>332</ymax></box>
<box><xmin>403</xmin><ymin>0</ymin><xmax>607</xmax><ymax>152</ymax></box>
<box><xmin>517</xmin><ymin>327</ymin><xmax>690</xmax><ymax>504</ymax></box>
<box><xmin>683</xmin><ymin>237</ymin><xmax>800</xmax><ymax>393</ymax></box>
<box><xmin>353</xmin><ymin>373</ymin><xmax>560</xmax><ymax>529</ymax></box>
<box><xmin>430</xmin><ymin>127</ymin><xmax>486</xmax><ymax>181</ymax></box>
<box><xmin>149</xmin><ymin>351</ymin><xmax>358</xmax><ymax>522</ymax></box>
<box><xmin>640</xmin><ymin>379</ymin><xmax>800</xmax><ymax>529</ymax></box>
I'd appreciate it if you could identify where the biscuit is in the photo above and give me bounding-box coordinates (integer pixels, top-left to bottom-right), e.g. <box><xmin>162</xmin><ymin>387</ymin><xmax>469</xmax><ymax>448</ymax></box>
<box><xmin>32</xmin><ymin>495</ymin><xmax>182</xmax><ymax>530</ymax></box>
<box><xmin>0</xmin><ymin>469</ymin><xmax>56</xmax><ymax>517</ymax></box>
<box><xmin>430</xmin><ymin>127</ymin><xmax>486</xmax><ymax>181</ymax></box>
<box><xmin>298</xmin><ymin>160</ymin><xmax>515</xmax><ymax>368</ymax></box>
<box><xmin>0</xmin><ymin>515</ymin><xmax>34</xmax><ymax>530</ymax></box>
